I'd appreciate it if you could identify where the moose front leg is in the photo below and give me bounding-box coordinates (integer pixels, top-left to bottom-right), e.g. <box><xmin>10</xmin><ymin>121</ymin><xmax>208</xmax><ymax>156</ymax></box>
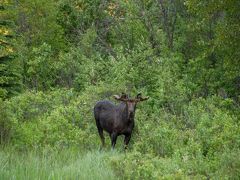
<box><xmin>110</xmin><ymin>132</ymin><xmax>118</xmax><ymax>149</ymax></box>
<box><xmin>124</xmin><ymin>134</ymin><xmax>131</xmax><ymax>149</ymax></box>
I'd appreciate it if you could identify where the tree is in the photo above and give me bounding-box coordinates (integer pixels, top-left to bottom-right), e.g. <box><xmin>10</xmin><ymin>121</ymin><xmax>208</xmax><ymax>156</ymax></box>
<box><xmin>0</xmin><ymin>0</ymin><xmax>22</xmax><ymax>99</ymax></box>
<box><xmin>184</xmin><ymin>0</ymin><xmax>240</xmax><ymax>99</ymax></box>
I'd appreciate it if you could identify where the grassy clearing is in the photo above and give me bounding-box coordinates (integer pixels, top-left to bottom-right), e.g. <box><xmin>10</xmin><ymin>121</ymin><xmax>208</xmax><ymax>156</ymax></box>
<box><xmin>0</xmin><ymin>148</ymin><xmax>117</xmax><ymax>180</ymax></box>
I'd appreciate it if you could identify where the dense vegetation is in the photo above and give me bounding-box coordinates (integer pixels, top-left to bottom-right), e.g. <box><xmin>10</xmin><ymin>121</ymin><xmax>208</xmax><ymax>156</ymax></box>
<box><xmin>0</xmin><ymin>0</ymin><xmax>240</xmax><ymax>179</ymax></box>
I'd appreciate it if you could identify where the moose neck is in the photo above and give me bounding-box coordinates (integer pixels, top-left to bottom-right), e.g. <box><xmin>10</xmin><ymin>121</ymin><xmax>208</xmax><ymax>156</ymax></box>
<box><xmin>122</xmin><ymin>103</ymin><xmax>135</xmax><ymax>122</ymax></box>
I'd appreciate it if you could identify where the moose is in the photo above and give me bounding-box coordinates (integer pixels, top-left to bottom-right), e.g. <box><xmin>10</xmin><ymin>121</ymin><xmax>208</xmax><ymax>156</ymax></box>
<box><xmin>93</xmin><ymin>93</ymin><xmax>148</xmax><ymax>149</ymax></box>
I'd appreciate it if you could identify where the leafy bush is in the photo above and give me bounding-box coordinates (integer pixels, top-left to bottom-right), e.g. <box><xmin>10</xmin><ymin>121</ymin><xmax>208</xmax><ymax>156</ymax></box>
<box><xmin>109</xmin><ymin>96</ymin><xmax>240</xmax><ymax>179</ymax></box>
<box><xmin>1</xmin><ymin>86</ymin><xmax>239</xmax><ymax>179</ymax></box>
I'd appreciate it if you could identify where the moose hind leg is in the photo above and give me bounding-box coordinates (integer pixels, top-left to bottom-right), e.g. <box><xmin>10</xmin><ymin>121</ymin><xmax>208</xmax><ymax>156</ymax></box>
<box><xmin>98</xmin><ymin>128</ymin><xmax>105</xmax><ymax>148</ymax></box>
<box><xmin>96</xmin><ymin>122</ymin><xmax>105</xmax><ymax>148</ymax></box>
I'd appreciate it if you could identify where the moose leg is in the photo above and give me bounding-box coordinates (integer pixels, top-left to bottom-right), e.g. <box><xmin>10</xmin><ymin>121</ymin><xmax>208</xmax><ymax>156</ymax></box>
<box><xmin>124</xmin><ymin>134</ymin><xmax>131</xmax><ymax>149</ymax></box>
<box><xmin>95</xmin><ymin>118</ymin><xmax>105</xmax><ymax>148</ymax></box>
<box><xmin>110</xmin><ymin>132</ymin><xmax>118</xmax><ymax>149</ymax></box>
<box><xmin>97</xmin><ymin>126</ymin><xmax>105</xmax><ymax>148</ymax></box>
<box><xmin>99</xmin><ymin>129</ymin><xmax>105</xmax><ymax>148</ymax></box>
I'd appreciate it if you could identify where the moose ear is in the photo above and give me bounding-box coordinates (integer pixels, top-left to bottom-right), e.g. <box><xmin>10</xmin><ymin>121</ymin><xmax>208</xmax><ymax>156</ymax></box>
<box><xmin>136</xmin><ymin>93</ymin><xmax>142</xmax><ymax>99</ymax></box>
<box><xmin>113</xmin><ymin>93</ymin><xmax>128</xmax><ymax>101</ymax></box>
<box><xmin>139</xmin><ymin>96</ymin><xmax>149</xmax><ymax>101</ymax></box>
<box><xmin>121</xmin><ymin>92</ymin><xmax>128</xmax><ymax>99</ymax></box>
<box><xmin>113</xmin><ymin>95</ymin><xmax>121</xmax><ymax>100</ymax></box>
<box><xmin>136</xmin><ymin>93</ymin><xmax>149</xmax><ymax>102</ymax></box>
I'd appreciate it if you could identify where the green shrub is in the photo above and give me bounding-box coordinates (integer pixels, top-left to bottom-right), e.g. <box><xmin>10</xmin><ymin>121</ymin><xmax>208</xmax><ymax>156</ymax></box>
<box><xmin>0</xmin><ymin>84</ymin><xmax>239</xmax><ymax>179</ymax></box>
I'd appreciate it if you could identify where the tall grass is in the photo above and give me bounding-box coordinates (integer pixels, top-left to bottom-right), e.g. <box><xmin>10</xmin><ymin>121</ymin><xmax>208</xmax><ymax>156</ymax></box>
<box><xmin>0</xmin><ymin>148</ymin><xmax>116</xmax><ymax>180</ymax></box>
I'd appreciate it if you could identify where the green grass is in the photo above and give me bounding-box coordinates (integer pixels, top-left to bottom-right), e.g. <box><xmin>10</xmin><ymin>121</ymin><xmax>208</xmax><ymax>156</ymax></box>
<box><xmin>0</xmin><ymin>148</ymin><xmax>117</xmax><ymax>180</ymax></box>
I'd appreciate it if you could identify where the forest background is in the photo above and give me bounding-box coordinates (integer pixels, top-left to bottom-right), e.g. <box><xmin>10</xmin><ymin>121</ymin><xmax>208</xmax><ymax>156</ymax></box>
<box><xmin>0</xmin><ymin>0</ymin><xmax>240</xmax><ymax>179</ymax></box>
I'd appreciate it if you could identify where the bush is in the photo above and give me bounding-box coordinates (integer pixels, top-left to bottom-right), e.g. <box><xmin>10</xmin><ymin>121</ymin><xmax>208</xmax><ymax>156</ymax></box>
<box><xmin>109</xmin><ymin>96</ymin><xmax>240</xmax><ymax>179</ymax></box>
<box><xmin>0</xmin><ymin>84</ymin><xmax>239</xmax><ymax>179</ymax></box>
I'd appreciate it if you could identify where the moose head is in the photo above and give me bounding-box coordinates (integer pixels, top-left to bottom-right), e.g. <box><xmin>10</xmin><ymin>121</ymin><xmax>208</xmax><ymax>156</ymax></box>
<box><xmin>113</xmin><ymin>93</ymin><xmax>149</xmax><ymax>119</ymax></box>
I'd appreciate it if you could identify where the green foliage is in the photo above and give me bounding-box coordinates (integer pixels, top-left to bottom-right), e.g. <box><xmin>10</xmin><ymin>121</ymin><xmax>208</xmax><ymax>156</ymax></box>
<box><xmin>1</xmin><ymin>89</ymin><xmax>84</xmax><ymax>148</ymax></box>
<box><xmin>110</xmin><ymin>97</ymin><xmax>240</xmax><ymax>179</ymax></box>
<box><xmin>0</xmin><ymin>1</ymin><xmax>22</xmax><ymax>99</ymax></box>
<box><xmin>1</xmin><ymin>85</ymin><xmax>239</xmax><ymax>178</ymax></box>
<box><xmin>0</xmin><ymin>84</ymin><xmax>126</xmax><ymax>148</ymax></box>
<box><xmin>26</xmin><ymin>43</ymin><xmax>54</xmax><ymax>89</ymax></box>
<box><xmin>184</xmin><ymin>0</ymin><xmax>240</xmax><ymax>99</ymax></box>
<box><xmin>0</xmin><ymin>0</ymin><xmax>240</xmax><ymax>179</ymax></box>
<box><xmin>16</xmin><ymin>0</ymin><xmax>66</xmax><ymax>50</ymax></box>
<box><xmin>0</xmin><ymin>98</ymin><xmax>16</xmax><ymax>144</ymax></box>
<box><xmin>0</xmin><ymin>149</ymin><xmax>115</xmax><ymax>180</ymax></box>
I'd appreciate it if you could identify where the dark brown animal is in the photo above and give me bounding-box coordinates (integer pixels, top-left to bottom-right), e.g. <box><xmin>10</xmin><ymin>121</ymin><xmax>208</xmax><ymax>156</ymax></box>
<box><xmin>93</xmin><ymin>93</ymin><xmax>148</xmax><ymax>149</ymax></box>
